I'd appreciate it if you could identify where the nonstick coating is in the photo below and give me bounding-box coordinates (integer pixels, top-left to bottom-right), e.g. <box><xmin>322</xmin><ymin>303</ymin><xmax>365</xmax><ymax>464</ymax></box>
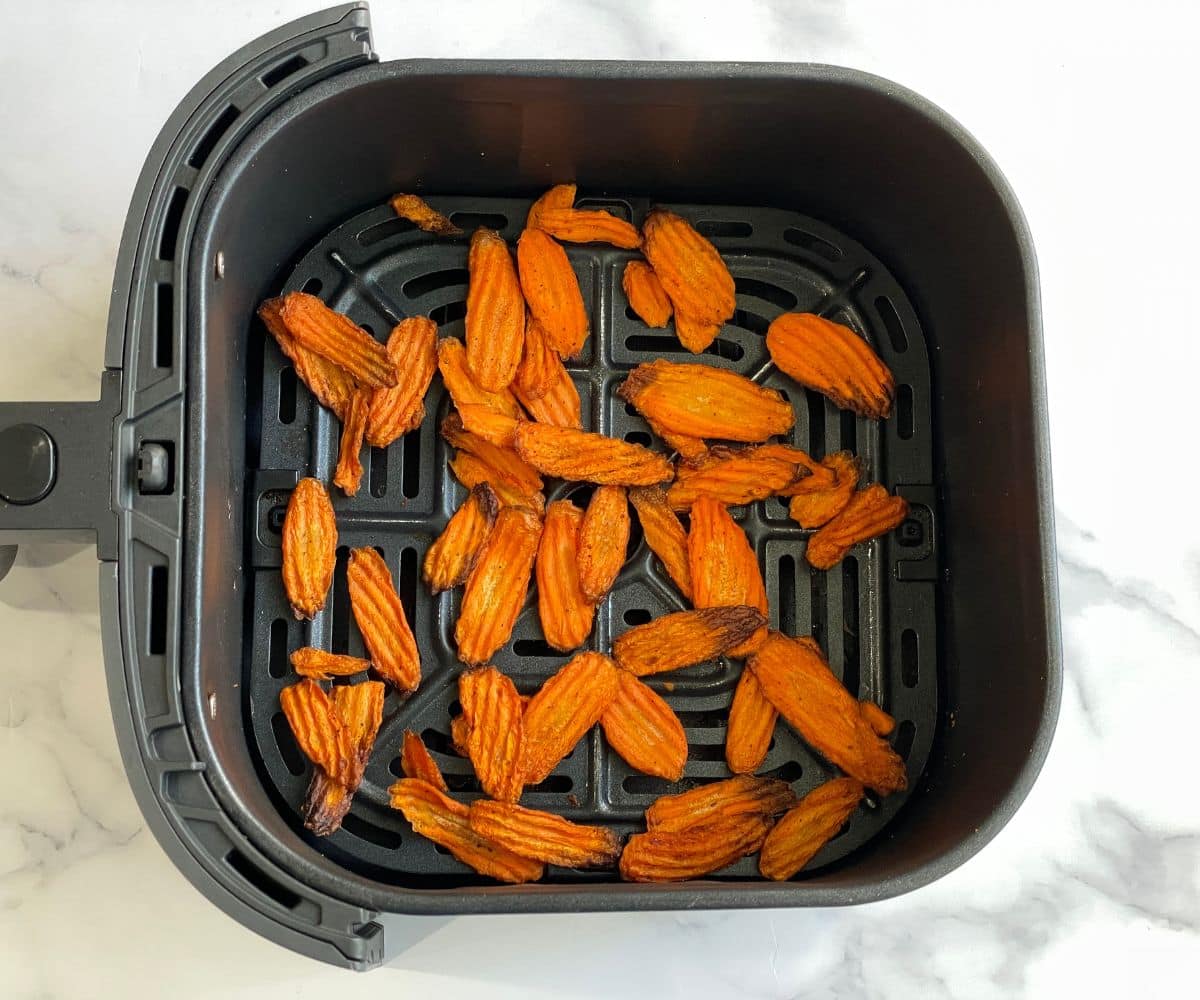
<box><xmin>243</xmin><ymin>194</ymin><xmax>938</xmax><ymax>887</ymax></box>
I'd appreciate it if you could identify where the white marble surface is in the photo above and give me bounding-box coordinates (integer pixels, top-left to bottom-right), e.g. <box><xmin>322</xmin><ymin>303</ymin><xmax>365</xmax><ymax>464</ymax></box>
<box><xmin>2</xmin><ymin>1</ymin><xmax>1198</xmax><ymax>996</ymax></box>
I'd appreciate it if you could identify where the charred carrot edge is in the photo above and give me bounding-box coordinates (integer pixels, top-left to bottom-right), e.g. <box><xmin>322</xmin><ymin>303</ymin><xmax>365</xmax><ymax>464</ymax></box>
<box><xmin>423</xmin><ymin>483</ymin><xmax>500</xmax><ymax>593</ymax></box>
<box><xmin>333</xmin><ymin>389</ymin><xmax>370</xmax><ymax>496</ymax></box>
<box><xmin>628</xmin><ymin>486</ymin><xmax>693</xmax><ymax>600</ymax></box>
<box><xmin>390</xmin><ymin>193</ymin><xmax>463</xmax><ymax>236</ymax></box>
<box><xmin>758</xmin><ymin>777</ymin><xmax>864</xmax><ymax>880</ymax></box>
<box><xmin>611</xmin><ymin>606</ymin><xmax>766</xmax><ymax>677</ymax></box>
<box><xmin>400</xmin><ymin>729</ymin><xmax>449</xmax><ymax>792</ymax></box>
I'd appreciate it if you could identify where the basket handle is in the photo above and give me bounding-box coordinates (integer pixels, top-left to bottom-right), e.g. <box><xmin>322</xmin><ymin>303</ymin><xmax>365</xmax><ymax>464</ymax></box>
<box><xmin>0</xmin><ymin>370</ymin><xmax>122</xmax><ymax>580</ymax></box>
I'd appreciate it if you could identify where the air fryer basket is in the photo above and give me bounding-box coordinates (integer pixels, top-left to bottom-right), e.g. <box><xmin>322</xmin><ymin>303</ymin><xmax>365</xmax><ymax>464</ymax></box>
<box><xmin>0</xmin><ymin>3</ymin><xmax>1061</xmax><ymax>970</ymax></box>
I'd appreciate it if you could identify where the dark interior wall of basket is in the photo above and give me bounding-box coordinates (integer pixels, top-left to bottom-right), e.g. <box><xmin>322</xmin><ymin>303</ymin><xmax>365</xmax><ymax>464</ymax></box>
<box><xmin>189</xmin><ymin>63</ymin><xmax>1051</xmax><ymax>896</ymax></box>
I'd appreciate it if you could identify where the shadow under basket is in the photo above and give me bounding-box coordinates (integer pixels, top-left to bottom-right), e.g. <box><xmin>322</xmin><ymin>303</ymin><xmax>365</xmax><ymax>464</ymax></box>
<box><xmin>0</xmin><ymin>3</ymin><xmax>1060</xmax><ymax>971</ymax></box>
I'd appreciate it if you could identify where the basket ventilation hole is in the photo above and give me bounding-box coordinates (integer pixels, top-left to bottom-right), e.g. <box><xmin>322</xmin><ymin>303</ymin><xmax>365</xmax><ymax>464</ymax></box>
<box><xmin>301</xmin><ymin>277</ymin><xmax>323</xmax><ymax>295</ymax></box>
<box><xmin>261</xmin><ymin>54</ymin><xmax>309</xmax><ymax>89</ymax></box>
<box><xmin>806</xmin><ymin>390</ymin><xmax>826</xmax><ymax>458</ymax></box>
<box><xmin>875</xmin><ymin>295</ymin><xmax>908</xmax><ymax>353</ymax></box>
<box><xmin>840</xmin><ymin>409</ymin><xmax>857</xmax><ymax>454</ymax></box>
<box><xmin>674</xmin><ymin>708</ymin><xmax>727</xmax><ymax>728</ymax></box>
<box><xmin>735</xmin><ymin>277</ymin><xmax>798</xmax><ymax>311</ymax></box>
<box><xmin>402</xmin><ymin>431</ymin><xmax>421</xmax><ymax>499</ymax></box>
<box><xmin>148</xmin><ymin>565</ymin><xmax>168</xmax><ymax>655</ymax></box>
<box><xmin>330</xmin><ymin>546</ymin><xmax>351</xmax><ymax>654</ymax></box>
<box><xmin>695</xmin><ymin>220</ymin><xmax>752</xmax><ymax>238</ymax></box>
<box><xmin>268</xmin><ymin>619</ymin><xmax>288</xmax><ymax>678</ymax></box>
<box><xmin>523</xmin><ymin>773</ymin><xmax>574</xmax><ymax>794</ymax></box>
<box><xmin>783</xmin><ymin>227</ymin><xmax>843</xmax><ymax>262</ymax></box>
<box><xmin>429</xmin><ymin>301</ymin><xmax>467</xmax><ymax>326</ymax></box>
<box><xmin>158</xmin><ymin>187</ymin><xmax>187</xmax><ymax>261</ymax></box>
<box><xmin>188</xmin><ymin>105</ymin><xmax>239</xmax><ymax>170</ymax></box>
<box><xmin>763</xmin><ymin>760</ymin><xmax>803</xmax><ymax>783</ymax></box>
<box><xmin>369</xmin><ymin>447</ymin><xmax>388</xmax><ymax>497</ymax></box>
<box><xmin>841</xmin><ymin>557</ymin><xmax>860</xmax><ymax>694</ymax></box>
<box><xmin>894</xmin><ymin>719</ymin><xmax>916</xmax><ymax>762</ymax></box>
<box><xmin>896</xmin><ymin>385</ymin><xmax>914</xmax><ymax>441</ymax></box>
<box><xmin>777</xmin><ymin>554</ymin><xmax>796</xmax><ymax>635</ymax></box>
<box><xmin>448</xmin><ymin>212</ymin><xmax>507</xmax><ymax>231</ymax></box>
<box><xmin>358</xmin><ymin>217</ymin><xmax>417</xmax><ymax>248</ymax></box>
<box><xmin>624</xmin><ymin>430</ymin><xmax>652</xmax><ymax>447</ymax></box>
<box><xmin>623</xmin><ymin>608</ymin><xmax>652</xmax><ymax>626</ymax></box>
<box><xmin>271</xmin><ymin>713</ymin><xmax>305</xmax><ymax>775</ymax></box>
<box><xmin>731</xmin><ymin>310</ymin><xmax>770</xmax><ymax>336</ymax></box>
<box><xmin>625</xmin><ymin>334</ymin><xmax>744</xmax><ymax>362</ymax></box>
<box><xmin>403</xmin><ymin>268</ymin><xmax>469</xmax><ymax>299</ymax></box>
<box><xmin>278</xmin><ymin>366</ymin><xmax>297</xmax><ymax>424</ymax></box>
<box><xmin>340</xmin><ymin>813</ymin><xmax>404</xmax><ymax>849</ymax></box>
<box><xmin>225</xmin><ymin>849</ymin><xmax>301</xmax><ymax>909</ymax></box>
<box><xmin>512</xmin><ymin>637</ymin><xmax>560</xmax><ymax>657</ymax></box>
<box><xmin>155</xmin><ymin>284</ymin><xmax>173</xmax><ymax>369</ymax></box>
<box><xmin>399</xmin><ymin>548</ymin><xmax>419</xmax><ymax>624</ymax></box>
<box><xmin>901</xmin><ymin>628</ymin><xmax>919</xmax><ymax>688</ymax></box>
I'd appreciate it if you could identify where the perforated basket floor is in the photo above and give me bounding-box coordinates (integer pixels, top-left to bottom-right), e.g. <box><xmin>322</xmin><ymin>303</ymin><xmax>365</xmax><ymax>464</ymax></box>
<box><xmin>243</xmin><ymin>194</ymin><xmax>939</xmax><ymax>887</ymax></box>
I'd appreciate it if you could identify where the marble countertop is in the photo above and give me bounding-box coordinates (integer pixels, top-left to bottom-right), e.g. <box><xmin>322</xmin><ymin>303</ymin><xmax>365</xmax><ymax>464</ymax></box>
<box><xmin>2</xmin><ymin>1</ymin><xmax>1196</xmax><ymax>996</ymax></box>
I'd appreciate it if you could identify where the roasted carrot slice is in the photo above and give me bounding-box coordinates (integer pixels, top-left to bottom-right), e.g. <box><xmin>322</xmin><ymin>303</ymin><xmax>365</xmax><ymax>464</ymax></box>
<box><xmin>515</xmin><ymin>313</ymin><xmax>559</xmax><ymax>400</ymax></box>
<box><xmin>687</xmin><ymin>498</ymin><xmax>768</xmax><ymax>657</ymax></box>
<box><xmin>302</xmin><ymin>680</ymin><xmax>386</xmax><ymax>835</ymax></box>
<box><xmin>600</xmin><ymin>671</ymin><xmax>687</xmax><ymax>781</ymax></box>
<box><xmin>748</xmin><ymin>632</ymin><xmax>906</xmax><ymax>795</ymax></box>
<box><xmin>442</xmin><ymin>412</ymin><xmax>543</xmax><ymax>497</ymax></box>
<box><xmin>645</xmin><ymin>416</ymin><xmax>707</xmax><ymax>461</ymax></box>
<box><xmin>806</xmin><ymin>484</ymin><xmax>909</xmax><ymax>569</ymax></box>
<box><xmin>622</xmin><ymin>260</ymin><xmax>672</xmax><ymax>328</ymax></box>
<box><xmin>459</xmin><ymin>666</ymin><xmax>525</xmax><ymax>802</ymax></box>
<box><xmin>279</xmin><ymin>679</ymin><xmax>358</xmax><ymax>788</ymax></box>
<box><xmin>759</xmin><ymin>777</ymin><xmax>863</xmax><ymax>880</ymax></box>
<box><xmin>513</xmin><ymin>356</ymin><xmax>582</xmax><ymax>429</ymax></box>
<box><xmin>274</xmin><ymin>292</ymin><xmax>397</xmax><ymax>388</ymax></box>
<box><xmin>644</xmin><ymin>775</ymin><xmax>795</xmax><ymax>833</ymax></box>
<box><xmin>536</xmin><ymin>500</ymin><xmax>595</xmax><ymax>653</ymax></box>
<box><xmin>448</xmin><ymin>451</ymin><xmax>545</xmax><ymax>514</ymax></box>
<box><xmin>455</xmin><ymin>506</ymin><xmax>543</xmax><ymax>665</ymax></box>
<box><xmin>423</xmin><ymin>483</ymin><xmax>500</xmax><ymax>593</ymax></box>
<box><xmin>667</xmin><ymin>445</ymin><xmax>818</xmax><ymax>510</ymax></box>
<box><xmin>619</xmin><ymin>814</ymin><xmax>771</xmax><ymax>882</ymax></box>
<box><xmin>400</xmin><ymin>729</ymin><xmax>449</xmax><ymax>792</ymax></box>
<box><xmin>333</xmin><ymin>389</ymin><xmax>370</xmax><ymax>496</ymax></box>
<box><xmin>260</xmin><ymin>298</ymin><xmax>357</xmax><ymax>419</ymax></box>
<box><xmin>468</xmin><ymin>800</ymin><xmax>621</xmax><ymax>868</ymax></box>
<box><xmin>628</xmin><ymin>486</ymin><xmax>692</xmax><ymax>601</ymax></box>
<box><xmin>527</xmin><ymin>183</ymin><xmax>641</xmax><ymax>249</ymax></box>
<box><xmin>725</xmin><ymin>667</ymin><xmax>778</xmax><ymax>775</ymax></box>
<box><xmin>290</xmin><ymin>648</ymin><xmax>371</xmax><ymax>681</ymax></box>
<box><xmin>389</xmin><ymin>193</ymin><xmax>463</xmax><ymax>236</ymax></box>
<box><xmin>577</xmin><ymin>485</ymin><xmax>630</xmax><ymax>602</ymax></box>
<box><xmin>513</xmin><ymin>423</ymin><xmax>673</xmax><ymax>486</ymax></box>
<box><xmin>388</xmin><ymin>778</ymin><xmax>544</xmax><ymax>883</ymax></box>
<box><xmin>437</xmin><ymin>336</ymin><xmax>523</xmax><ymax>419</ymax></box>
<box><xmin>782</xmin><ymin>450</ymin><xmax>862</xmax><ymax>529</ymax></box>
<box><xmin>612</xmin><ymin>606</ymin><xmax>765</xmax><ymax>677</ymax></box>
<box><xmin>347</xmin><ymin>547</ymin><xmax>421</xmax><ymax>693</ymax></box>
<box><xmin>281</xmin><ymin>477</ymin><xmax>337</xmax><ymax>620</ymax></box>
<box><xmin>521</xmin><ymin>651</ymin><xmax>621</xmax><ymax>784</ymax></box>
<box><xmin>465</xmin><ymin>227</ymin><xmax>525</xmax><ymax>392</ymax></box>
<box><xmin>456</xmin><ymin>404</ymin><xmax>520</xmax><ymax>446</ymax></box>
<box><xmin>641</xmin><ymin>209</ymin><xmax>736</xmax><ymax>351</ymax></box>
<box><xmin>366</xmin><ymin>317</ymin><xmax>438</xmax><ymax>447</ymax></box>
<box><xmin>517</xmin><ymin>227</ymin><xmax>589</xmax><ymax>358</ymax></box>
<box><xmin>767</xmin><ymin>312</ymin><xmax>895</xmax><ymax>419</ymax></box>
<box><xmin>859</xmin><ymin>700</ymin><xmax>896</xmax><ymax>737</ymax></box>
<box><xmin>619</xmin><ymin>360</ymin><xmax>794</xmax><ymax>442</ymax></box>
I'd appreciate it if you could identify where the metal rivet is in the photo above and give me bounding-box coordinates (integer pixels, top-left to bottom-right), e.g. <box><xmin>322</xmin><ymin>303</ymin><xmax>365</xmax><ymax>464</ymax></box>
<box><xmin>214</xmin><ymin>251</ymin><xmax>225</xmax><ymax>280</ymax></box>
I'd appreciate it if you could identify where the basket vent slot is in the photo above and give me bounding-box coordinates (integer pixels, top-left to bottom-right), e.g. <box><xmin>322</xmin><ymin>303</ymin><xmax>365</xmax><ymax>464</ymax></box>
<box><xmin>268</xmin><ymin>619</ymin><xmax>289</xmax><ymax>678</ymax></box>
<box><xmin>369</xmin><ymin>447</ymin><xmax>388</xmax><ymax>497</ymax></box>
<box><xmin>896</xmin><ymin>385</ymin><xmax>914</xmax><ymax>440</ymax></box>
<box><xmin>277</xmin><ymin>366</ymin><xmax>297</xmax><ymax>424</ymax></box>
<box><xmin>147</xmin><ymin>565</ymin><xmax>168</xmax><ymax>654</ymax></box>
<box><xmin>226</xmin><ymin>849</ymin><xmax>301</xmax><ymax>909</ymax></box>
<box><xmin>188</xmin><ymin>105</ymin><xmax>239</xmax><ymax>170</ymax></box>
<box><xmin>901</xmin><ymin>628</ymin><xmax>919</xmax><ymax>688</ymax></box>
<box><xmin>623</xmin><ymin>608</ymin><xmax>652</xmax><ymax>626</ymax></box>
<box><xmin>403</xmin><ymin>268</ymin><xmax>469</xmax><ymax>298</ymax></box>
<box><xmin>894</xmin><ymin>719</ymin><xmax>916</xmax><ymax>762</ymax></box>
<box><xmin>448</xmin><ymin>212</ymin><xmax>507</xmax><ymax>231</ymax></box>
<box><xmin>841</xmin><ymin>557</ymin><xmax>860</xmax><ymax>694</ymax></box>
<box><xmin>271</xmin><ymin>713</ymin><xmax>305</xmax><ymax>776</ymax></box>
<box><xmin>402</xmin><ymin>431</ymin><xmax>422</xmax><ymax>498</ymax></box>
<box><xmin>777</xmin><ymin>554</ymin><xmax>796</xmax><ymax>635</ymax></box>
<box><xmin>735</xmin><ymin>277</ymin><xmax>798</xmax><ymax>311</ymax></box>
<box><xmin>261</xmin><ymin>54</ymin><xmax>309</xmax><ymax>89</ymax></box>
<box><xmin>330</xmin><ymin>546</ymin><xmax>351</xmax><ymax>654</ymax></box>
<box><xmin>158</xmin><ymin>187</ymin><xmax>188</xmax><ymax>261</ymax></box>
<box><xmin>358</xmin><ymin>217</ymin><xmax>417</xmax><ymax>247</ymax></box>
<box><xmin>875</xmin><ymin>295</ymin><xmax>908</xmax><ymax>353</ymax></box>
<box><xmin>783</xmin><ymin>227</ymin><xmax>843</xmax><ymax>262</ymax></box>
<box><xmin>806</xmin><ymin>390</ymin><xmax>826</xmax><ymax>458</ymax></box>
<box><xmin>155</xmin><ymin>283</ymin><xmax>173</xmax><ymax>369</ymax></box>
<box><xmin>695</xmin><ymin>219</ymin><xmax>752</xmax><ymax>239</ymax></box>
<box><xmin>341</xmin><ymin>813</ymin><xmax>404</xmax><ymax>849</ymax></box>
<box><xmin>625</xmin><ymin>334</ymin><xmax>744</xmax><ymax>362</ymax></box>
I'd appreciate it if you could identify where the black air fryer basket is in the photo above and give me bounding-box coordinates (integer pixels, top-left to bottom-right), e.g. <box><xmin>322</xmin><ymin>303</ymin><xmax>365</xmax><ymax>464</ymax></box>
<box><xmin>0</xmin><ymin>4</ymin><xmax>1061</xmax><ymax>970</ymax></box>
